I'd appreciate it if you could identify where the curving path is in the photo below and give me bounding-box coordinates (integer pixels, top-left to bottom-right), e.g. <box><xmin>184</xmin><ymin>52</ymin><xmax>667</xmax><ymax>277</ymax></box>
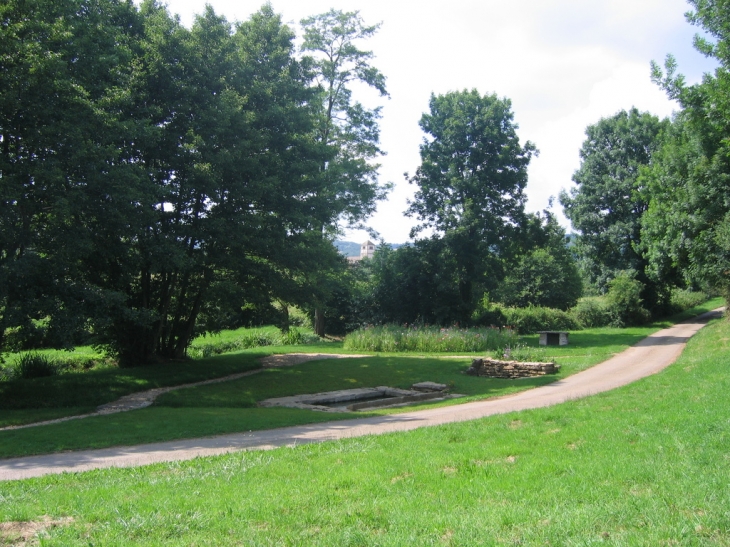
<box><xmin>0</xmin><ymin>309</ymin><xmax>723</xmax><ymax>481</ymax></box>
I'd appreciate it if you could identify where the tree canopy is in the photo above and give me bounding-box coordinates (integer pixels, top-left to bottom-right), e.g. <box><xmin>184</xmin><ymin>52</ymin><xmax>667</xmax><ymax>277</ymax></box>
<box><xmin>406</xmin><ymin>89</ymin><xmax>537</xmax><ymax>320</ymax></box>
<box><xmin>559</xmin><ymin>108</ymin><xmax>668</xmax><ymax>297</ymax></box>
<box><xmin>0</xmin><ymin>1</ymin><xmax>389</xmax><ymax>363</ymax></box>
<box><xmin>644</xmin><ymin>0</ymin><xmax>730</xmax><ymax>302</ymax></box>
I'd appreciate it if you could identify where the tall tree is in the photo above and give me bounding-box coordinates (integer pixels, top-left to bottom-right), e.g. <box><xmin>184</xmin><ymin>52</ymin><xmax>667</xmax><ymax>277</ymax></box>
<box><xmin>406</xmin><ymin>89</ymin><xmax>536</xmax><ymax>321</ymax></box>
<box><xmin>645</xmin><ymin>0</ymin><xmax>730</xmax><ymax>303</ymax></box>
<box><xmin>0</xmin><ymin>0</ymin><xmax>143</xmax><ymax>353</ymax></box>
<box><xmin>300</xmin><ymin>9</ymin><xmax>391</xmax><ymax>335</ymax></box>
<box><xmin>90</xmin><ymin>4</ymin><xmax>332</xmax><ymax>365</ymax></box>
<box><xmin>559</xmin><ymin>108</ymin><xmax>668</xmax><ymax>309</ymax></box>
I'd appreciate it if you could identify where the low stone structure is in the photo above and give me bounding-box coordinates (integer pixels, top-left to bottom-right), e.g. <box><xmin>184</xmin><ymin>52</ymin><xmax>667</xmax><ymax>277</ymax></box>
<box><xmin>411</xmin><ymin>381</ymin><xmax>448</xmax><ymax>392</ymax></box>
<box><xmin>466</xmin><ymin>358</ymin><xmax>559</xmax><ymax>379</ymax></box>
<box><xmin>259</xmin><ymin>384</ymin><xmax>464</xmax><ymax>413</ymax></box>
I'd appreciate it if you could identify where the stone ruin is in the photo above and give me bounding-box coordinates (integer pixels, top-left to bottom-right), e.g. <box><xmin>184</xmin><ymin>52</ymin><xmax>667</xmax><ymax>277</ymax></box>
<box><xmin>466</xmin><ymin>358</ymin><xmax>559</xmax><ymax>379</ymax></box>
<box><xmin>258</xmin><ymin>382</ymin><xmax>464</xmax><ymax>412</ymax></box>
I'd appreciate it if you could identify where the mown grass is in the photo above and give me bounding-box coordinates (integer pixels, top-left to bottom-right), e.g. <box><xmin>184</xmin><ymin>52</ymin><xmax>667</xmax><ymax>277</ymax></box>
<box><xmin>1</xmin><ymin>315</ymin><xmax>728</xmax><ymax>544</ymax></box>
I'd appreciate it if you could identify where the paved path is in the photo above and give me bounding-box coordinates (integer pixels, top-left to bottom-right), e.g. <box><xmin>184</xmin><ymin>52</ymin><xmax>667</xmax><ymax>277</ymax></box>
<box><xmin>0</xmin><ymin>310</ymin><xmax>722</xmax><ymax>481</ymax></box>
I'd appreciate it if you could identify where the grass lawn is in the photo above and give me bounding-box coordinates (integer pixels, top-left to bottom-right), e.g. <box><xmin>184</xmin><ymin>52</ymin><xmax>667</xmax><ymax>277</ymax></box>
<box><xmin>0</xmin><ymin>299</ymin><xmax>723</xmax><ymax>459</ymax></box>
<box><xmin>0</xmin><ymin>338</ymin><xmax>349</xmax><ymax>428</ymax></box>
<box><xmin>0</xmin><ymin>315</ymin><xmax>728</xmax><ymax>544</ymax></box>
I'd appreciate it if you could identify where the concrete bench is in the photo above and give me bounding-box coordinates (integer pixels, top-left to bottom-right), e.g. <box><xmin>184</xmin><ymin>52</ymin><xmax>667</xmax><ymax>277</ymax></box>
<box><xmin>537</xmin><ymin>331</ymin><xmax>569</xmax><ymax>346</ymax></box>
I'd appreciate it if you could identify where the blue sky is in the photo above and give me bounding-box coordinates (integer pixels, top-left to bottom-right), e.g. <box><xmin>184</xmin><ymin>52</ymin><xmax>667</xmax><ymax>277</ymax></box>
<box><xmin>160</xmin><ymin>0</ymin><xmax>717</xmax><ymax>242</ymax></box>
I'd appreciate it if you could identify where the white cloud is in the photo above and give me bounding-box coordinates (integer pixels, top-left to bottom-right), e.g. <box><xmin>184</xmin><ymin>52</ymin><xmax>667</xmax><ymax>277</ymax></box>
<box><xmin>154</xmin><ymin>0</ymin><xmax>715</xmax><ymax>243</ymax></box>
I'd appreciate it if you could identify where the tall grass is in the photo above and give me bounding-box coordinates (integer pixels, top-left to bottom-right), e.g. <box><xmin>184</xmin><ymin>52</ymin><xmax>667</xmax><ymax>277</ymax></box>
<box><xmin>187</xmin><ymin>327</ymin><xmax>319</xmax><ymax>358</ymax></box>
<box><xmin>0</xmin><ymin>353</ymin><xmax>114</xmax><ymax>381</ymax></box>
<box><xmin>343</xmin><ymin>325</ymin><xmax>517</xmax><ymax>352</ymax></box>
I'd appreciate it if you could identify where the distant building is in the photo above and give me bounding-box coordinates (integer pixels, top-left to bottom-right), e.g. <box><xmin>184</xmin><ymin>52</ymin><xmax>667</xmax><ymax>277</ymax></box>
<box><xmin>347</xmin><ymin>240</ymin><xmax>376</xmax><ymax>263</ymax></box>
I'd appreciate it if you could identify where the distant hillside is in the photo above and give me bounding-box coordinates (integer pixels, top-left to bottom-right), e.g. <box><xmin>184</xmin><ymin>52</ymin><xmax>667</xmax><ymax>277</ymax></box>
<box><xmin>334</xmin><ymin>241</ymin><xmax>361</xmax><ymax>257</ymax></box>
<box><xmin>334</xmin><ymin>240</ymin><xmax>405</xmax><ymax>257</ymax></box>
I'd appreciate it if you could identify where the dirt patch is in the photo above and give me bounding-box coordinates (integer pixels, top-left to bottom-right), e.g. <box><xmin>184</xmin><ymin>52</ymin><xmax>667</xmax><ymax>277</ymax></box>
<box><xmin>259</xmin><ymin>353</ymin><xmax>367</xmax><ymax>368</ymax></box>
<box><xmin>0</xmin><ymin>516</ymin><xmax>73</xmax><ymax>546</ymax></box>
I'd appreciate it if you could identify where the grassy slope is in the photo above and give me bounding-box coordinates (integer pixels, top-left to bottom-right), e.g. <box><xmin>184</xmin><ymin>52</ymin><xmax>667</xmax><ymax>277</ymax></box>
<box><xmin>1</xmin><ymin>318</ymin><xmax>728</xmax><ymax>544</ymax></box>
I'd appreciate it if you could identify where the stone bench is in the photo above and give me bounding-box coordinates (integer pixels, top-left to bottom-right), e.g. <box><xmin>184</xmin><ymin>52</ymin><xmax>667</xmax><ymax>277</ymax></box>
<box><xmin>537</xmin><ymin>331</ymin><xmax>569</xmax><ymax>346</ymax></box>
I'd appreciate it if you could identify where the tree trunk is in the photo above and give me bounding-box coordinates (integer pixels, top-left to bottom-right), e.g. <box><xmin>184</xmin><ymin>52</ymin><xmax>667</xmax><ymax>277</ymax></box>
<box><xmin>280</xmin><ymin>304</ymin><xmax>290</xmax><ymax>333</ymax></box>
<box><xmin>314</xmin><ymin>307</ymin><xmax>325</xmax><ymax>337</ymax></box>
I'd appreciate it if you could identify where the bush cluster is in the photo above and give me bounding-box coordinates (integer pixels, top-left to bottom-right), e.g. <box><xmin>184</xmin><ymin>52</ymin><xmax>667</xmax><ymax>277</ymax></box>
<box><xmin>669</xmin><ymin>288</ymin><xmax>712</xmax><ymax>313</ymax></box>
<box><xmin>569</xmin><ymin>297</ymin><xmax>613</xmax><ymax>328</ymax></box>
<box><xmin>568</xmin><ymin>288</ymin><xmax>710</xmax><ymax>329</ymax></box>
<box><xmin>501</xmin><ymin>307</ymin><xmax>580</xmax><ymax>335</ymax></box>
<box><xmin>343</xmin><ymin>325</ymin><xmax>517</xmax><ymax>353</ymax></box>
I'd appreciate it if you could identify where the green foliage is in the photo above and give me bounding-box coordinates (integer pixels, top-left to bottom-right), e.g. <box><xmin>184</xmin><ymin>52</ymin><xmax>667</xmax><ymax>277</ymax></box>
<box><xmin>0</xmin><ymin>0</ymin><xmax>140</xmax><ymax>356</ymax></box>
<box><xmin>498</xmin><ymin>248</ymin><xmax>582</xmax><ymax>310</ymax></box>
<box><xmin>605</xmin><ymin>272</ymin><xmax>651</xmax><ymax>327</ymax></box>
<box><xmin>570</xmin><ymin>297</ymin><xmax>613</xmax><ymax>328</ymax></box>
<box><xmin>14</xmin><ymin>353</ymin><xmax>58</xmax><ymax>379</ymax></box>
<box><xmin>646</xmin><ymin>2</ymin><xmax>730</xmax><ymax>304</ymax></box>
<box><xmin>502</xmin><ymin>306</ymin><xmax>581</xmax><ymax>335</ymax></box>
<box><xmin>493</xmin><ymin>343</ymin><xmax>552</xmax><ymax>363</ymax></box>
<box><xmin>670</xmin><ymin>288</ymin><xmax>711</xmax><ymax>312</ymax></box>
<box><xmin>358</xmin><ymin>240</ymin><xmax>467</xmax><ymax>326</ymax></box>
<box><xmin>498</xmin><ymin>211</ymin><xmax>583</xmax><ymax>311</ymax></box>
<box><xmin>471</xmin><ymin>295</ymin><xmax>508</xmax><ymax>327</ymax></box>
<box><xmin>559</xmin><ymin>108</ymin><xmax>668</xmax><ymax>309</ymax></box>
<box><xmin>640</xmin><ymin>112</ymin><xmax>730</xmax><ymax>303</ymax></box>
<box><xmin>7</xmin><ymin>351</ymin><xmax>110</xmax><ymax>380</ymax></box>
<box><xmin>300</xmin><ymin>9</ymin><xmax>390</xmax><ymax>226</ymax></box>
<box><xmin>343</xmin><ymin>325</ymin><xmax>517</xmax><ymax>353</ymax></box>
<box><xmin>406</xmin><ymin>89</ymin><xmax>536</xmax><ymax>321</ymax></box>
<box><xmin>188</xmin><ymin>328</ymin><xmax>319</xmax><ymax>359</ymax></box>
<box><xmin>0</xmin><ymin>2</ymin><xmax>390</xmax><ymax>362</ymax></box>
<box><xmin>296</xmin><ymin>10</ymin><xmax>391</xmax><ymax>337</ymax></box>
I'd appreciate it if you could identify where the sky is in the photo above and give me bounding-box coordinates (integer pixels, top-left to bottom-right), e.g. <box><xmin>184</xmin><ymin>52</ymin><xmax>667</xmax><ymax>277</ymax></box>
<box><xmin>160</xmin><ymin>0</ymin><xmax>717</xmax><ymax>243</ymax></box>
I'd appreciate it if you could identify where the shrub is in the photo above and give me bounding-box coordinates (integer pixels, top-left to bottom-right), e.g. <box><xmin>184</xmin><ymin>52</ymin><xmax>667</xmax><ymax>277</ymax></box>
<box><xmin>502</xmin><ymin>306</ymin><xmax>581</xmax><ymax>335</ymax></box>
<box><xmin>605</xmin><ymin>272</ymin><xmax>651</xmax><ymax>327</ymax></box>
<box><xmin>343</xmin><ymin>325</ymin><xmax>517</xmax><ymax>353</ymax></box>
<box><xmin>570</xmin><ymin>297</ymin><xmax>613</xmax><ymax>328</ymax></box>
<box><xmin>669</xmin><ymin>288</ymin><xmax>710</xmax><ymax>313</ymax></box>
<box><xmin>14</xmin><ymin>353</ymin><xmax>58</xmax><ymax>379</ymax></box>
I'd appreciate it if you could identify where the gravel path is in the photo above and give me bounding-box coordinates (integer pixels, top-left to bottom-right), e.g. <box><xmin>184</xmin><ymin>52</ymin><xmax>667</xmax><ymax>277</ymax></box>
<box><xmin>0</xmin><ymin>310</ymin><xmax>722</xmax><ymax>481</ymax></box>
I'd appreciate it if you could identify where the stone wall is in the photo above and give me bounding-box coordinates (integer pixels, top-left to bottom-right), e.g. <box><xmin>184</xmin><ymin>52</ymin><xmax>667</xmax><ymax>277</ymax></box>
<box><xmin>466</xmin><ymin>358</ymin><xmax>559</xmax><ymax>379</ymax></box>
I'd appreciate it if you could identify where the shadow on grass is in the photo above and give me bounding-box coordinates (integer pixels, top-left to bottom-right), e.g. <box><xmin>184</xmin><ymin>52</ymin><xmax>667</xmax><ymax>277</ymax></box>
<box><xmin>0</xmin><ymin>351</ymin><xmax>266</xmax><ymax>410</ymax></box>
